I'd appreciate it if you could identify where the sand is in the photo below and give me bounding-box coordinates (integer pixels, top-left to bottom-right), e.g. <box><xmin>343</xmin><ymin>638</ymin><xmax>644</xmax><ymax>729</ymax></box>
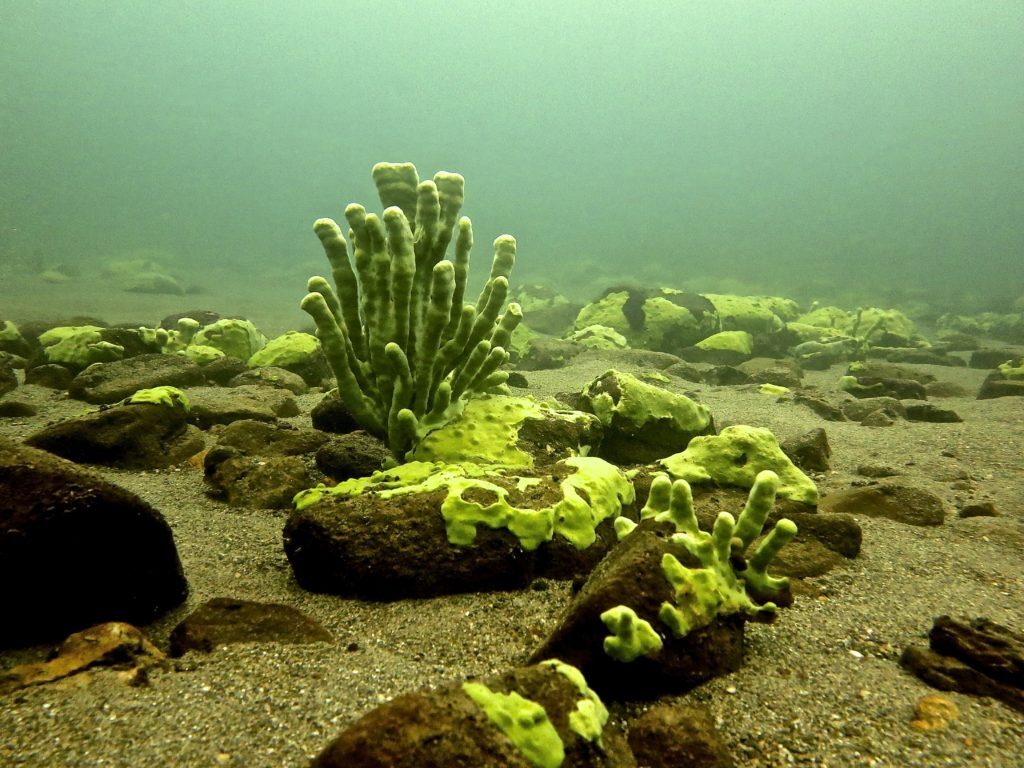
<box><xmin>1</xmin><ymin>334</ymin><xmax>1023</xmax><ymax>766</ymax></box>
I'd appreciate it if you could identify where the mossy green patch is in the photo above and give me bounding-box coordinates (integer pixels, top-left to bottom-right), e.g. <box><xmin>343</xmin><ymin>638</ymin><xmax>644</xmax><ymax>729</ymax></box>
<box><xmin>193</xmin><ymin>318</ymin><xmax>267</xmax><ymax>360</ymax></box>
<box><xmin>659</xmin><ymin>425</ymin><xmax>818</xmax><ymax>505</ymax></box>
<box><xmin>248</xmin><ymin>331</ymin><xmax>320</xmax><ymax>368</ymax></box>
<box><xmin>462</xmin><ymin>682</ymin><xmax>564</xmax><ymax>768</ymax></box>
<box><xmin>293</xmin><ymin>456</ymin><xmax>634</xmax><ymax>551</ymax></box>
<box><xmin>126</xmin><ymin>386</ymin><xmax>191</xmax><ymax>412</ymax></box>
<box><xmin>584</xmin><ymin>369</ymin><xmax>712</xmax><ymax>435</ymax></box>
<box><xmin>39</xmin><ymin>326</ymin><xmax>124</xmax><ymax>367</ymax></box>
<box><xmin>695</xmin><ymin>330</ymin><xmax>753</xmax><ymax>354</ymax></box>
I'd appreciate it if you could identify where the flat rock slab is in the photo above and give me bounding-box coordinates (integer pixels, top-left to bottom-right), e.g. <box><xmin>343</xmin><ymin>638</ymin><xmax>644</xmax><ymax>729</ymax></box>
<box><xmin>0</xmin><ymin>438</ymin><xmax>188</xmax><ymax>647</ymax></box>
<box><xmin>820</xmin><ymin>482</ymin><xmax>946</xmax><ymax>526</ymax></box>
<box><xmin>900</xmin><ymin>615</ymin><xmax>1024</xmax><ymax>713</ymax></box>
<box><xmin>68</xmin><ymin>353</ymin><xmax>206</xmax><ymax>404</ymax></box>
<box><xmin>169</xmin><ymin>598</ymin><xmax>332</xmax><ymax>656</ymax></box>
<box><xmin>186</xmin><ymin>385</ymin><xmax>300</xmax><ymax>427</ymax></box>
<box><xmin>25</xmin><ymin>402</ymin><xmax>203</xmax><ymax>469</ymax></box>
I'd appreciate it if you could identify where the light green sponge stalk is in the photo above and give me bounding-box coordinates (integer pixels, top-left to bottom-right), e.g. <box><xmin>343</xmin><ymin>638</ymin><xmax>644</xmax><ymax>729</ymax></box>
<box><xmin>301</xmin><ymin>162</ymin><xmax>521</xmax><ymax>459</ymax></box>
<box><xmin>600</xmin><ymin>605</ymin><xmax>664</xmax><ymax>662</ymax></box>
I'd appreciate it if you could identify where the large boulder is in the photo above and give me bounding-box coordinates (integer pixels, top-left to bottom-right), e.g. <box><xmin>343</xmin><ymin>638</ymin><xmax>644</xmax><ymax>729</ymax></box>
<box><xmin>0</xmin><ymin>438</ymin><xmax>188</xmax><ymax>647</ymax></box>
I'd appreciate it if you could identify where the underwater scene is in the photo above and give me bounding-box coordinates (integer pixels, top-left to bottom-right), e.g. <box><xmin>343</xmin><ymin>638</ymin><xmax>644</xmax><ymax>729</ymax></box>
<box><xmin>1</xmin><ymin>2</ymin><xmax>1023</xmax><ymax>767</ymax></box>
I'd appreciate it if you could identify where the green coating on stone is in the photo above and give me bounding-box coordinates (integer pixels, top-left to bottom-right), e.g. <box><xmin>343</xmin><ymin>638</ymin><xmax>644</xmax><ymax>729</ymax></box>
<box><xmin>637</xmin><ymin>471</ymin><xmax>797</xmax><ymax>638</ymax></box>
<box><xmin>540</xmin><ymin>659</ymin><xmax>609</xmax><ymax>747</ymax></box>
<box><xmin>248</xmin><ymin>331</ymin><xmax>320</xmax><ymax>368</ymax></box>
<box><xmin>462</xmin><ymin>682</ymin><xmax>564</xmax><ymax>768</ymax></box>
<box><xmin>567</xmin><ymin>324</ymin><xmax>628</xmax><ymax>350</ymax></box>
<box><xmin>584</xmin><ymin>369</ymin><xmax>712</xmax><ymax>435</ymax></box>
<box><xmin>703</xmin><ymin>294</ymin><xmax>791</xmax><ymax>334</ymax></box>
<box><xmin>998</xmin><ymin>360</ymin><xmax>1024</xmax><ymax>379</ymax></box>
<box><xmin>125</xmin><ymin>386</ymin><xmax>191</xmax><ymax>412</ymax></box>
<box><xmin>39</xmin><ymin>326</ymin><xmax>124</xmax><ymax>366</ymax></box>
<box><xmin>410</xmin><ymin>394</ymin><xmax>545</xmax><ymax>467</ymax></box>
<box><xmin>0</xmin><ymin>321</ymin><xmax>23</xmax><ymax>342</ymax></box>
<box><xmin>178</xmin><ymin>344</ymin><xmax>224</xmax><ymax>365</ymax></box>
<box><xmin>192</xmin><ymin>318</ymin><xmax>267</xmax><ymax>360</ymax></box>
<box><xmin>293</xmin><ymin>457</ymin><xmax>634</xmax><ymax>551</ymax></box>
<box><xmin>838</xmin><ymin>375</ymin><xmax>886</xmax><ymax>397</ymax></box>
<box><xmin>600</xmin><ymin>605</ymin><xmax>664</xmax><ymax>662</ymax></box>
<box><xmin>759</xmin><ymin>383</ymin><xmax>790</xmax><ymax>395</ymax></box>
<box><xmin>659</xmin><ymin>425</ymin><xmax>818</xmax><ymax>505</ymax></box>
<box><xmin>695</xmin><ymin>330</ymin><xmax>753</xmax><ymax>354</ymax></box>
<box><xmin>410</xmin><ymin>394</ymin><xmax>593</xmax><ymax>468</ymax></box>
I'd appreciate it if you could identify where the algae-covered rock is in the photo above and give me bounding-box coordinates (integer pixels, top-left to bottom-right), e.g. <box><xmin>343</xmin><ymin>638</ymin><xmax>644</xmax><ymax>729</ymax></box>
<box><xmin>38</xmin><ymin>326</ymin><xmax>125</xmax><ymax>370</ymax></box>
<box><xmin>581</xmin><ymin>370</ymin><xmax>714</xmax><ymax>464</ymax></box>
<box><xmin>573</xmin><ymin>288</ymin><xmax>719</xmax><ymax>355</ymax></box>
<box><xmin>193</xmin><ymin>318</ymin><xmax>267</xmax><ymax>360</ymax></box>
<box><xmin>410</xmin><ymin>394</ymin><xmax>602</xmax><ymax>467</ymax></box>
<box><xmin>247</xmin><ymin>330</ymin><xmax>329</xmax><ymax>386</ymax></box>
<box><xmin>285</xmin><ymin>457</ymin><xmax>635</xmax><ymax>599</ymax></box>
<box><xmin>659</xmin><ymin>425</ymin><xmax>818</xmax><ymax>506</ymax></box>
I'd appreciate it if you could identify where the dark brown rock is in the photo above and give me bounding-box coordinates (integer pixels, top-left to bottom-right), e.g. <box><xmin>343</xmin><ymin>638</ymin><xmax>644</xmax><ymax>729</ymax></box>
<box><xmin>739</xmin><ymin>357</ymin><xmax>803</xmax><ymax>389</ymax></box>
<box><xmin>212</xmin><ymin>419</ymin><xmax>330</xmax><ymax>457</ymax></box>
<box><xmin>310</xmin><ymin>391</ymin><xmax>361</xmax><ymax>434</ymax></box>
<box><xmin>198</xmin><ymin>355</ymin><xmax>248</xmax><ymax>385</ymax></box>
<box><xmin>781</xmin><ymin>427</ymin><xmax>831</xmax><ymax>472</ymax></box>
<box><xmin>315</xmin><ymin>431</ymin><xmax>391</xmax><ymax>480</ymax></box>
<box><xmin>792</xmin><ymin>390</ymin><xmax>846</xmax><ymax>421</ymax></box>
<box><xmin>312</xmin><ymin>662</ymin><xmax>636</xmax><ymax>767</ymax></box>
<box><xmin>24</xmin><ymin>363</ymin><xmax>74</xmax><ymax>390</ymax></box>
<box><xmin>0</xmin><ymin>361</ymin><xmax>16</xmax><ymax>397</ymax></box>
<box><xmin>958</xmin><ymin>500</ymin><xmax>999</xmax><ymax>518</ymax></box>
<box><xmin>820</xmin><ymin>483</ymin><xmax>946</xmax><ymax>526</ymax></box>
<box><xmin>969</xmin><ymin>349</ymin><xmax>1020</xmax><ymax>369</ymax></box>
<box><xmin>168</xmin><ymin>598</ymin><xmax>332</xmax><ymax>656</ymax></box>
<box><xmin>24</xmin><ymin>402</ymin><xmax>204</xmax><ymax>469</ymax></box>
<box><xmin>627</xmin><ymin>703</ymin><xmax>733</xmax><ymax>768</ymax></box>
<box><xmin>67</xmin><ymin>353</ymin><xmax>206</xmax><ymax>404</ymax></box>
<box><xmin>900</xmin><ymin>616</ymin><xmax>1024</xmax><ymax>713</ymax></box>
<box><xmin>977</xmin><ymin>372</ymin><xmax>1024</xmax><ymax>400</ymax></box>
<box><xmin>0</xmin><ymin>438</ymin><xmax>188</xmax><ymax>647</ymax></box>
<box><xmin>903</xmin><ymin>401</ymin><xmax>962</xmax><ymax>423</ymax></box>
<box><xmin>204</xmin><ymin>452</ymin><xmax>312</xmax><ymax>509</ymax></box>
<box><xmin>186</xmin><ymin>385</ymin><xmax>300</xmax><ymax>428</ymax></box>
<box><xmin>841</xmin><ymin>396</ymin><xmax>905</xmax><ymax>422</ymax></box>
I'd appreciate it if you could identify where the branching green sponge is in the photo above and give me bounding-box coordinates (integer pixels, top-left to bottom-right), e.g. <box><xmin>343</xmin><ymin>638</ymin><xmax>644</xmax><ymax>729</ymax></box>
<box><xmin>462</xmin><ymin>682</ymin><xmax>564</xmax><ymax>768</ymax></box>
<box><xmin>293</xmin><ymin>456</ymin><xmax>634</xmax><ymax>551</ymax></box>
<box><xmin>600</xmin><ymin>605</ymin><xmax>664</xmax><ymax>662</ymax></box>
<box><xmin>301</xmin><ymin>162</ymin><xmax>522</xmax><ymax>459</ymax></box>
<box><xmin>615</xmin><ymin>470</ymin><xmax>797</xmax><ymax>641</ymax></box>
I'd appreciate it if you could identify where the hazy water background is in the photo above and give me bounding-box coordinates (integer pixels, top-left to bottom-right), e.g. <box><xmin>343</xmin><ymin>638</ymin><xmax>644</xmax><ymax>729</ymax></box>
<box><xmin>1</xmin><ymin>1</ymin><xmax>1022</xmax><ymax>332</ymax></box>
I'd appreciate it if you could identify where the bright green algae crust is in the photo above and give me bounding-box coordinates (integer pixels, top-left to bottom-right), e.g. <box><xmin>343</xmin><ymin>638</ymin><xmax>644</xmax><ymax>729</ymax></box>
<box><xmin>410</xmin><ymin>394</ymin><xmax>595</xmax><ymax>468</ymax></box>
<box><xmin>125</xmin><ymin>386</ymin><xmax>191</xmax><ymax>412</ymax></box>
<box><xmin>462</xmin><ymin>661</ymin><xmax>610</xmax><ymax>767</ymax></box>
<box><xmin>461</xmin><ymin>682</ymin><xmax>564</xmax><ymax>768</ymax></box>
<box><xmin>585</xmin><ymin>369</ymin><xmax>712</xmax><ymax>434</ymax></box>
<box><xmin>247</xmin><ymin>331</ymin><xmax>320</xmax><ymax>368</ymax></box>
<box><xmin>695</xmin><ymin>330</ymin><xmax>754</xmax><ymax>354</ymax></box>
<box><xmin>659</xmin><ymin>424</ymin><xmax>818</xmax><ymax>505</ymax></box>
<box><xmin>293</xmin><ymin>456</ymin><xmax>634</xmax><ymax>551</ymax></box>
<box><xmin>38</xmin><ymin>326</ymin><xmax>125</xmax><ymax>367</ymax></box>
<box><xmin>192</xmin><ymin>318</ymin><xmax>267</xmax><ymax>360</ymax></box>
